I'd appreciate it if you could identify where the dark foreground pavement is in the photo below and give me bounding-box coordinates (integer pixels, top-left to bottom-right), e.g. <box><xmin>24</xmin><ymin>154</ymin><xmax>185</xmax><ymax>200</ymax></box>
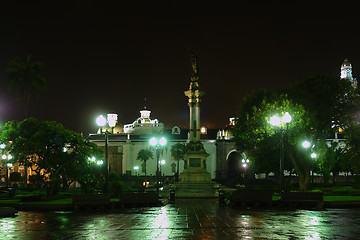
<box><xmin>1</xmin><ymin>199</ymin><xmax>360</xmax><ymax>239</ymax></box>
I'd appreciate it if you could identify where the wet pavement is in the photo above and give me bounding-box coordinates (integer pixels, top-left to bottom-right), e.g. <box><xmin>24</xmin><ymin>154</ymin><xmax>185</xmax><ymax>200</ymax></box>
<box><xmin>1</xmin><ymin>199</ymin><xmax>360</xmax><ymax>239</ymax></box>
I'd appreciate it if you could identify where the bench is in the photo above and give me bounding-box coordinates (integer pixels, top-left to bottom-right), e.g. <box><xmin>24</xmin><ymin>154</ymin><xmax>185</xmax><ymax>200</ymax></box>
<box><xmin>118</xmin><ymin>192</ymin><xmax>160</xmax><ymax>208</ymax></box>
<box><xmin>280</xmin><ymin>192</ymin><xmax>324</xmax><ymax>210</ymax></box>
<box><xmin>72</xmin><ymin>194</ymin><xmax>111</xmax><ymax>211</ymax></box>
<box><xmin>229</xmin><ymin>190</ymin><xmax>273</xmax><ymax>208</ymax></box>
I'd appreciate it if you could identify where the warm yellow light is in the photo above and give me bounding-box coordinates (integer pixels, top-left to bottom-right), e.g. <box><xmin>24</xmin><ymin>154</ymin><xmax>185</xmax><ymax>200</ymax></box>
<box><xmin>200</xmin><ymin>126</ymin><xmax>207</xmax><ymax>134</ymax></box>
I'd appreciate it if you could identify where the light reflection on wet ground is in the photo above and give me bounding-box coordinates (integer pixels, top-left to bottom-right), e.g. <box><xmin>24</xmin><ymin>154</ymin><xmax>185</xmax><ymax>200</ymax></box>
<box><xmin>1</xmin><ymin>199</ymin><xmax>360</xmax><ymax>239</ymax></box>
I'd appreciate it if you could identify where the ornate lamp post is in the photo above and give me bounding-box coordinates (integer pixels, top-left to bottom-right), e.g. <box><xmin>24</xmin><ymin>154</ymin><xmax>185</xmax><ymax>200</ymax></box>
<box><xmin>149</xmin><ymin>136</ymin><xmax>167</xmax><ymax>194</ymax></box>
<box><xmin>96</xmin><ymin>113</ymin><xmax>118</xmax><ymax>193</ymax></box>
<box><xmin>270</xmin><ymin>112</ymin><xmax>291</xmax><ymax>194</ymax></box>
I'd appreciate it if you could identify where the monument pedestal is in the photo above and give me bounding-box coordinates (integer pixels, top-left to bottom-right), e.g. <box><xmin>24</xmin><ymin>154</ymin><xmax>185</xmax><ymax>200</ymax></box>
<box><xmin>175</xmin><ymin>141</ymin><xmax>218</xmax><ymax>198</ymax></box>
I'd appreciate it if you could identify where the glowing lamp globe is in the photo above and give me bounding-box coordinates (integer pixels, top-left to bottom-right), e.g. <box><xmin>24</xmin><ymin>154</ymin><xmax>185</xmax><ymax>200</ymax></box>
<box><xmin>270</xmin><ymin>116</ymin><xmax>281</xmax><ymax>126</ymax></box>
<box><xmin>302</xmin><ymin>140</ymin><xmax>311</xmax><ymax>148</ymax></box>
<box><xmin>107</xmin><ymin>113</ymin><xmax>118</xmax><ymax>128</ymax></box>
<box><xmin>159</xmin><ymin>137</ymin><xmax>167</xmax><ymax>146</ymax></box>
<box><xmin>149</xmin><ymin>137</ymin><xmax>157</xmax><ymax>146</ymax></box>
<box><xmin>283</xmin><ymin>112</ymin><xmax>292</xmax><ymax>123</ymax></box>
<box><xmin>96</xmin><ymin>115</ymin><xmax>106</xmax><ymax>127</ymax></box>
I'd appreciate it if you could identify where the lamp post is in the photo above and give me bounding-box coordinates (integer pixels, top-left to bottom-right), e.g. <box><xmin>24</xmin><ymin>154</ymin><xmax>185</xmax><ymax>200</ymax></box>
<box><xmin>96</xmin><ymin>113</ymin><xmax>118</xmax><ymax>194</ymax></box>
<box><xmin>270</xmin><ymin>112</ymin><xmax>291</xmax><ymax>194</ymax></box>
<box><xmin>2</xmin><ymin>153</ymin><xmax>13</xmax><ymax>188</ymax></box>
<box><xmin>149</xmin><ymin>136</ymin><xmax>167</xmax><ymax>194</ymax></box>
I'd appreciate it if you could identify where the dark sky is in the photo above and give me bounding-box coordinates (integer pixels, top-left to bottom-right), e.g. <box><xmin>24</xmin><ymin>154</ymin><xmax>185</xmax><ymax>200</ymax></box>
<box><xmin>1</xmin><ymin>2</ymin><xmax>360</xmax><ymax>135</ymax></box>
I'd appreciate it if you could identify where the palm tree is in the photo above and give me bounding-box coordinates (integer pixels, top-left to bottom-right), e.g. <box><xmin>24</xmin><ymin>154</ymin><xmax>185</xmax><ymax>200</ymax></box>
<box><xmin>170</xmin><ymin>143</ymin><xmax>186</xmax><ymax>181</ymax></box>
<box><xmin>6</xmin><ymin>54</ymin><xmax>48</xmax><ymax>118</ymax></box>
<box><xmin>136</xmin><ymin>149</ymin><xmax>153</xmax><ymax>177</ymax></box>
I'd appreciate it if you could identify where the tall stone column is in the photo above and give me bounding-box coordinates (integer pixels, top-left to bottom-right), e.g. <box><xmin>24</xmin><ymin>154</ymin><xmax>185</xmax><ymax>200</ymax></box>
<box><xmin>176</xmin><ymin>54</ymin><xmax>218</xmax><ymax>197</ymax></box>
<box><xmin>179</xmin><ymin>54</ymin><xmax>211</xmax><ymax>182</ymax></box>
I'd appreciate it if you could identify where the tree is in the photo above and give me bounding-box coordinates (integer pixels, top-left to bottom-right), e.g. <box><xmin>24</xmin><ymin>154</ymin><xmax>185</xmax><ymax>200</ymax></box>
<box><xmin>289</xmin><ymin>75</ymin><xmax>359</xmax><ymax>138</ymax></box>
<box><xmin>343</xmin><ymin>124</ymin><xmax>360</xmax><ymax>173</ymax></box>
<box><xmin>289</xmin><ymin>75</ymin><xmax>360</xmax><ymax>183</ymax></box>
<box><xmin>136</xmin><ymin>149</ymin><xmax>153</xmax><ymax>177</ymax></box>
<box><xmin>0</xmin><ymin>118</ymin><xmax>102</xmax><ymax>195</ymax></box>
<box><xmin>170</xmin><ymin>143</ymin><xmax>186</xmax><ymax>181</ymax></box>
<box><xmin>236</xmin><ymin>92</ymin><xmax>314</xmax><ymax>191</ymax></box>
<box><xmin>6</xmin><ymin>54</ymin><xmax>48</xmax><ymax>117</ymax></box>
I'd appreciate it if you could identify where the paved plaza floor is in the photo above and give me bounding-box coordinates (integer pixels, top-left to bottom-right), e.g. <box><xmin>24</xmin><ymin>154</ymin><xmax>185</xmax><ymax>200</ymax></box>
<box><xmin>1</xmin><ymin>198</ymin><xmax>360</xmax><ymax>239</ymax></box>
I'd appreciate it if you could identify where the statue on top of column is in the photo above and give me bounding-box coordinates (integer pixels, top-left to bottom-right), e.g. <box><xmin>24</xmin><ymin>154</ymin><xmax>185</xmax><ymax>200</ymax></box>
<box><xmin>190</xmin><ymin>54</ymin><xmax>199</xmax><ymax>82</ymax></box>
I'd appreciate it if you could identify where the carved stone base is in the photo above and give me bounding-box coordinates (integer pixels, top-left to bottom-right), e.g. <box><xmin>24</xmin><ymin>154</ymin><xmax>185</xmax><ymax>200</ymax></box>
<box><xmin>179</xmin><ymin>168</ymin><xmax>211</xmax><ymax>182</ymax></box>
<box><xmin>175</xmin><ymin>181</ymin><xmax>218</xmax><ymax>198</ymax></box>
<box><xmin>175</xmin><ymin>141</ymin><xmax>217</xmax><ymax>197</ymax></box>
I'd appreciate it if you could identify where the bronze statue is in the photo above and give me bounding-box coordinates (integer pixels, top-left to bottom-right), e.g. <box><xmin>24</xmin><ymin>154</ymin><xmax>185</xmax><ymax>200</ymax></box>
<box><xmin>190</xmin><ymin>53</ymin><xmax>199</xmax><ymax>82</ymax></box>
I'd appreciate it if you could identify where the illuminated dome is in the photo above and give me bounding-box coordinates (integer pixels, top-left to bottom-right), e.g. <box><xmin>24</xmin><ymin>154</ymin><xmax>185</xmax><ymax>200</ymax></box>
<box><xmin>341</xmin><ymin>59</ymin><xmax>352</xmax><ymax>67</ymax></box>
<box><xmin>97</xmin><ymin>125</ymin><xmax>123</xmax><ymax>134</ymax></box>
<box><xmin>123</xmin><ymin>108</ymin><xmax>164</xmax><ymax>135</ymax></box>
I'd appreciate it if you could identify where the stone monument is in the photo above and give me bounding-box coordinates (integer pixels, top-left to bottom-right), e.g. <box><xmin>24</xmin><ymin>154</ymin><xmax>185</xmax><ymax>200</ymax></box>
<box><xmin>175</xmin><ymin>54</ymin><xmax>218</xmax><ymax>198</ymax></box>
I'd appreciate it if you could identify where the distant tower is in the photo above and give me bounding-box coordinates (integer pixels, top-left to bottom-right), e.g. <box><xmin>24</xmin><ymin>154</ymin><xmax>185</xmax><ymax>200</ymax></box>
<box><xmin>341</xmin><ymin>59</ymin><xmax>357</xmax><ymax>88</ymax></box>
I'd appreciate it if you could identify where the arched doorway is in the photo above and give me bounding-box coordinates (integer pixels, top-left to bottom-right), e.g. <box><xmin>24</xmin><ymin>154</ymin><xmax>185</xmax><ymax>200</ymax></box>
<box><xmin>227</xmin><ymin>151</ymin><xmax>242</xmax><ymax>178</ymax></box>
<box><xmin>227</xmin><ymin>151</ymin><xmax>248</xmax><ymax>185</ymax></box>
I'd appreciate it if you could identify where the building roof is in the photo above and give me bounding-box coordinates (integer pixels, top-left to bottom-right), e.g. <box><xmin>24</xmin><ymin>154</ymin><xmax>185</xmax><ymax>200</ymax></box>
<box><xmin>342</xmin><ymin>59</ymin><xmax>352</xmax><ymax>67</ymax></box>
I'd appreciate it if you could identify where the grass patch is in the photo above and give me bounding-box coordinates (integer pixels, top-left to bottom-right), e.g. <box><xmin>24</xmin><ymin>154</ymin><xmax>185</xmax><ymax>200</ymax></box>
<box><xmin>324</xmin><ymin>196</ymin><xmax>360</xmax><ymax>201</ymax></box>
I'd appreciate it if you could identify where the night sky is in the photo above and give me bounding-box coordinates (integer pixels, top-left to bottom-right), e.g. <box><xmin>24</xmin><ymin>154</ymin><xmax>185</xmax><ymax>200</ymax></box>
<box><xmin>1</xmin><ymin>2</ymin><xmax>360</xmax><ymax>135</ymax></box>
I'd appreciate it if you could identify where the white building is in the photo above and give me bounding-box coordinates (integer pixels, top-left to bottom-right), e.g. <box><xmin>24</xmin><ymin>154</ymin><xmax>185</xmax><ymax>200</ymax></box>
<box><xmin>88</xmin><ymin>108</ymin><xmax>221</xmax><ymax>179</ymax></box>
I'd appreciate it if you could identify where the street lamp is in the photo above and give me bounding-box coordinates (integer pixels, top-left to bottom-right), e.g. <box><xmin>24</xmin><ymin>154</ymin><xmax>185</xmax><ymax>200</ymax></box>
<box><xmin>270</xmin><ymin>112</ymin><xmax>291</xmax><ymax>194</ymax></box>
<box><xmin>149</xmin><ymin>136</ymin><xmax>167</xmax><ymax>194</ymax></box>
<box><xmin>134</xmin><ymin>166</ymin><xmax>139</xmax><ymax>176</ymax></box>
<box><xmin>96</xmin><ymin>113</ymin><xmax>118</xmax><ymax>194</ymax></box>
<box><xmin>2</xmin><ymin>153</ymin><xmax>13</xmax><ymax>188</ymax></box>
<box><xmin>302</xmin><ymin>140</ymin><xmax>311</xmax><ymax>148</ymax></box>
